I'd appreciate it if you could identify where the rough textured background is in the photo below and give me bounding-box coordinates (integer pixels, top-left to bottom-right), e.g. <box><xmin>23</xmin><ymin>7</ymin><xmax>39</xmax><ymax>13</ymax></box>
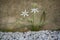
<box><xmin>0</xmin><ymin>0</ymin><xmax>60</xmax><ymax>31</ymax></box>
<box><xmin>42</xmin><ymin>0</ymin><xmax>60</xmax><ymax>30</ymax></box>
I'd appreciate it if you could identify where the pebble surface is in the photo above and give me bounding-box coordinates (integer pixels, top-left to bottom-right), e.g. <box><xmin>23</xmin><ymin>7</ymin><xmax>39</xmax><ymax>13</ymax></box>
<box><xmin>0</xmin><ymin>30</ymin><xmax>60</xmax><ymax>40</ymax></box>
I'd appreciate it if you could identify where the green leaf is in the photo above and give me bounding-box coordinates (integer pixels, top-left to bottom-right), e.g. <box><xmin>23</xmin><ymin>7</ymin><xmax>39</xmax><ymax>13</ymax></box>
<box><xmin>40</xmin><ymin>11</ymin><xmax>46</xmax><ymax>26</ymax></box>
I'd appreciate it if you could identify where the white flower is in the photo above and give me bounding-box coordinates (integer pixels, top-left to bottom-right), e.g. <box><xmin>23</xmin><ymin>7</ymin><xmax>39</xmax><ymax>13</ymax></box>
<box><xmin>21</xmin><ymin>10</ymin><xmax>29</xmax><ymax>17</ymax></box>
<box><xmin>31</xmin><ymin>8</ymin><xmax>39</xmax><ymax>13</ymax></box>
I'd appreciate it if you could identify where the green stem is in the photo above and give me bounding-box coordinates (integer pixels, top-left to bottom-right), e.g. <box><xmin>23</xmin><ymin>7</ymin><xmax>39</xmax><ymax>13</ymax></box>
<box><xmin>32</xmin><ymin>13</ymin><xmax>35</xmax><ymax>30</ymax></box>
<box><xmin>33</xmin><ymin>13</ymin><xmax>34</xmax><ymax>26</ymax></box>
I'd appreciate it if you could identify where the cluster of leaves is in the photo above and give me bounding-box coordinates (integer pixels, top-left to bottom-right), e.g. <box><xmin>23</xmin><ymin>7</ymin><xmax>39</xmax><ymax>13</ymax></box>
<box><xmin>30</xmin><ymin>11</ymin><xmax>46</xmax><ymax>31</ymax></box>
<box><xmin>18</xmin><ymin>3</ymin><xmax>46</xmax><ymax>31</ymax></box>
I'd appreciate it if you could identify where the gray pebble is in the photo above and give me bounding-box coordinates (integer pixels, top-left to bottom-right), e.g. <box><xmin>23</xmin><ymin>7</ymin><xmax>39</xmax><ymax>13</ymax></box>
<box><xmin>0</xmin><ymin>30</ymin><xmax>60</xmax><ymax>40</ymax></box>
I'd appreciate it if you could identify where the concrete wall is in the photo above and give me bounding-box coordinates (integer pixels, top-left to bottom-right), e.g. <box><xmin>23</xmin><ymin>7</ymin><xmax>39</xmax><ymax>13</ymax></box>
<box><xmin>0</xmin><ymin>0</ymin><xmax>60</xmax><ymax>30</ymax></box>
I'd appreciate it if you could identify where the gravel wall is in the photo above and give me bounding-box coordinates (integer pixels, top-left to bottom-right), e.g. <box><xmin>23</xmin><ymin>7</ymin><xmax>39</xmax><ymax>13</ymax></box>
<box><xmin>0</xmin><ymin>30</ymin><xmax>60</xmax><ymax>40</ymax></box>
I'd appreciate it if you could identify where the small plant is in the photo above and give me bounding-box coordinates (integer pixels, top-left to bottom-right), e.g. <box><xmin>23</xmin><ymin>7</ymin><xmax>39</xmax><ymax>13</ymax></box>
<box><xmin>30</xmin><ymin>11</ymin><xmax>46</xmax><ymax>31</ymax></box>
<box><xmin>19</xmin><ymin>3</ymin><xmax>46</xmax><ymax>31</ymax></box>
<box><xmin>30</xmin><ymin>3</ymin><xmax>39</xmax><ymax>31</ymax></box>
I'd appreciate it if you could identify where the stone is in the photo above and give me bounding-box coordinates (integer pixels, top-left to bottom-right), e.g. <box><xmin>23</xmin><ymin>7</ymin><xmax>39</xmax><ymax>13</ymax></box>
<box><xmin>0</xmin><ymin>30</ymin><xmax>60</xmax><ymax>40</ymax></box>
